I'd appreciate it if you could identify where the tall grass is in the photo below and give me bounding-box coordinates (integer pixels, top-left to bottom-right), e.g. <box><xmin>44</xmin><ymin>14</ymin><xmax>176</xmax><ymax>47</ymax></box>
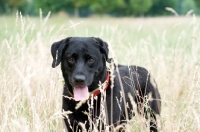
<box><xmin>0</xmin><ymin>12</ymin><xmax>200</xmax><ymax>131</ymax></box>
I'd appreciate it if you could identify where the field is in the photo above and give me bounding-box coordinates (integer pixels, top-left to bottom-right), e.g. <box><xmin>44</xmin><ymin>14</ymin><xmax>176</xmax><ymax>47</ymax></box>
<box><xmin>0</xmin><ymin>12</ymin><xmax>200</xmax><ymax>132</ymax></box>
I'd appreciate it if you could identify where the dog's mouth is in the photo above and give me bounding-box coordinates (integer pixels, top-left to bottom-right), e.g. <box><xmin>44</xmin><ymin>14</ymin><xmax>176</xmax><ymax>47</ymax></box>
<box><xmin>73</xmin><ymin>86</ymin><xmax>89</xmax><ymax>101</ymax></box>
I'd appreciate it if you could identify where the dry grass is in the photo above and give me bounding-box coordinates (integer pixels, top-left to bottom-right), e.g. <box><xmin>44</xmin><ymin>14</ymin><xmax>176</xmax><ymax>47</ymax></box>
<box><xmin>0</xmin><ymin>12</ymin><xmax>200</xmax><ymax>131</ymax></box>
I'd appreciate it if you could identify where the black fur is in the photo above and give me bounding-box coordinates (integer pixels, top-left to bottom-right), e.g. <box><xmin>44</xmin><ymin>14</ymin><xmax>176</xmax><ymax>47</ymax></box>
<box><xmin>51</xmin><ymin>37</ymin><xmax>161</xmax><ymax>132</ymax></box>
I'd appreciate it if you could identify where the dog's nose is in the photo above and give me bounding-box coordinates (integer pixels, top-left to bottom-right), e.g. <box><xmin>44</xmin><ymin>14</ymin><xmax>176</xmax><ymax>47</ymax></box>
<box><xmin>74</xmin><ymin>75</ymin><xmax>86</xmax><ymax>84</ymax></box>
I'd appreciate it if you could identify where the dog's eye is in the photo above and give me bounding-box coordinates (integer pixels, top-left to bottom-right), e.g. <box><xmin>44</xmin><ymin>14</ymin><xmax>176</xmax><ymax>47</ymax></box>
<box><xmin>88</xmin><ymin>58</ymin><xmax>95</xmax><ymax>63</ymax></box>
<box><xmin>67</xmin><ymin>57</ymin><xmax>75</xmax><ymax>63</ymax></box>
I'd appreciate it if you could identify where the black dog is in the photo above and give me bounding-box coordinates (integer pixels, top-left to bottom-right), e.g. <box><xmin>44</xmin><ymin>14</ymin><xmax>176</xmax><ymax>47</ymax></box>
<box><xmin>51</xmin><ymin>37</ymin><xmax>161</xmax><ymax>132</ymax></box>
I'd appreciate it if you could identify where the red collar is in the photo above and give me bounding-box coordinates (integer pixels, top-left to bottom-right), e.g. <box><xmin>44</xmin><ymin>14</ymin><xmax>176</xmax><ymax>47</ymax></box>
<box><xmin>68</xmin><ymin>72</ymin><xmax>110</xmax><ymax>99</ymax></box>
<box><xmin>89</xmin><ymin>71</ymin><xmax>110</xmax><ymax>97</ymax></box>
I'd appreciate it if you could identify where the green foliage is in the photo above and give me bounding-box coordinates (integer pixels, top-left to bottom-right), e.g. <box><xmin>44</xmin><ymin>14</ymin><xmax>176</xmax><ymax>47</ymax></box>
<box><xmin>0</xmin><ymin>0</ymin><xmax>5</xmax><ymax>14</ymax></box>
<box><xmin>33</xmin><ymin>0</ymin><xmax>71</xmax><ymax>15</ymax></box>
<box><xmin>89</xmin><ymin>0</ymin><xmax>125</xmax><ymax>14</ymax></box>
<box><xmin>0</xmin><ymin>0</ymin><xmax>199</xmax><ymax>16</ymax></box>
<box><xmin>67</xmin><ymin>0</ymin><xmax>90</xmax><ymax>17</ymax></box>
<box><xmin>176</xmin><ymin>0</ymin><xmax>197</xmax><ymax>15</ymax></box>
<box><xmin>194</xmin><ymin>0</ymin><xmax>200</xmax><ymax>14</ymax></box>
<box><xmin>33</xmin><ymin>0</ymin><xmax>90</xmax><ymax>16</ymax></box>
<box><xmin>18</xmin><ymin>1</ymin><xmax>35</xmax><ymax>15</ymax></box>
<box><xmin>90</xmin><ymin>0</ymin><xmax>152</xmax><ymax>16</ymax></box>
<box><xmin>181</xmin><ymin>0</ymin><xmax>196</xmax><ymax>14</ymax></box>
<box><xmin>6</xmin><ymin>0</ymin><xmax>26</xmax><ymax>8</ymax></box>
<box><xmin>89</xmin><ymin>0</ymin><xmax>109</xmax><ymax>14</ymax></box>
<box><xmin>0</xmin><ymin>0</ymin><xmax>26</xmax><ymax>14</ymax></box>
<box><xmin>148</xmin><ymin>0</ymin><xmax>176</xmax><ymax>15</ymax></box>
<box><xmin>70</xmin><ymin>0</ymin><xmax>88</xmax><ymax>8</ymax></box>
<box><xmin>194</xmin><ymin>0</ymin><xmax>200</xmax><ymax>7</ymax></box>
<box><xmin>129</xmin><ymin>0</ymin><xmax>153</xmax><ymax>15</ymax></box>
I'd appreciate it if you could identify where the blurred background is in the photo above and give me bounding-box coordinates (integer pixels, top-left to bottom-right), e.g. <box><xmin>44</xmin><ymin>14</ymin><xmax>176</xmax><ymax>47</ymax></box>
<box><xmin>0</xmin><ymin>0</ymin><xmax>199</xmax><ymax>17</ymax></box>
<box><xmin>0</xmin><ymin>0</ymin><xmax>200</xmax><ymax>132</ymax></box>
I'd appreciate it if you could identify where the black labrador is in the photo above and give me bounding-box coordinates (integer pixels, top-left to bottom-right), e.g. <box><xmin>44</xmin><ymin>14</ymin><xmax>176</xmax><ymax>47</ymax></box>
<box><xmin>51</xmin><ymin>37</ymin><xmax>161</xmax><ymax>132</ymax></box>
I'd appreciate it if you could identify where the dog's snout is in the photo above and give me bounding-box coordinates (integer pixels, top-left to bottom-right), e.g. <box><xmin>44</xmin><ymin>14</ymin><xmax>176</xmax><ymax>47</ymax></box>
<box><xmin>74</xmin><ymin>75</ymin><xmax>86</xmax><ymax>84</ymax></box>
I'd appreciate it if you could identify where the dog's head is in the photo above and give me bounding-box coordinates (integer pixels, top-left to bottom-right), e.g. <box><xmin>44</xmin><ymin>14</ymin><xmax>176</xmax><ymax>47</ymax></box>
<box><xmin>51</xmin><ymin>37</ymin><xmax>109</xmax><ymax>101</ymax></box>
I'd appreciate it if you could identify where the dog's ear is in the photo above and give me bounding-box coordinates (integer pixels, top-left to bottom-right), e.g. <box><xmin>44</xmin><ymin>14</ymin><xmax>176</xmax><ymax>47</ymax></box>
<box><xmin>51</xmin><ymin>37</ymin><xmax>71</xmax><ymax>68</ymax></box>
<box><xmin>92</xmin><ymin>37</ymin><xmax>111</xmax><ymax>63</ymax></box>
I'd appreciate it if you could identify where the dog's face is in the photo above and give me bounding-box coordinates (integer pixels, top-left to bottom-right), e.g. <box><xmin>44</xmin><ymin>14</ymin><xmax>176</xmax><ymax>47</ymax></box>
<box><xmin>51</xmin><ymin>37</ymin><xmax>109</xmax><ymax>101</ymax></box>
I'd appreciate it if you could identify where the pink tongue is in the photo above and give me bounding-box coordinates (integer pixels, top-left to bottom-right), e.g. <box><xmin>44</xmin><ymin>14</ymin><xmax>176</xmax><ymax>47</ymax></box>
<box><xmin>74</xmin><ymin>86</ymin><xmax>89</xmax><ymax>101</ymax></box>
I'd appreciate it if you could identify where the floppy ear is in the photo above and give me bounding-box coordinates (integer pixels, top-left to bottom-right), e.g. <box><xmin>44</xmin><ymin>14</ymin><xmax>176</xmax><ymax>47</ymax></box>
<box><xmin>51</xmin><ymin>37</ymin><xmax>71</xmax><ymax>68</ymax></box>
<box><xmin>92</xmin><ymin>37</ymin><xmax>111</xmax><ymax>63</ymax></box>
